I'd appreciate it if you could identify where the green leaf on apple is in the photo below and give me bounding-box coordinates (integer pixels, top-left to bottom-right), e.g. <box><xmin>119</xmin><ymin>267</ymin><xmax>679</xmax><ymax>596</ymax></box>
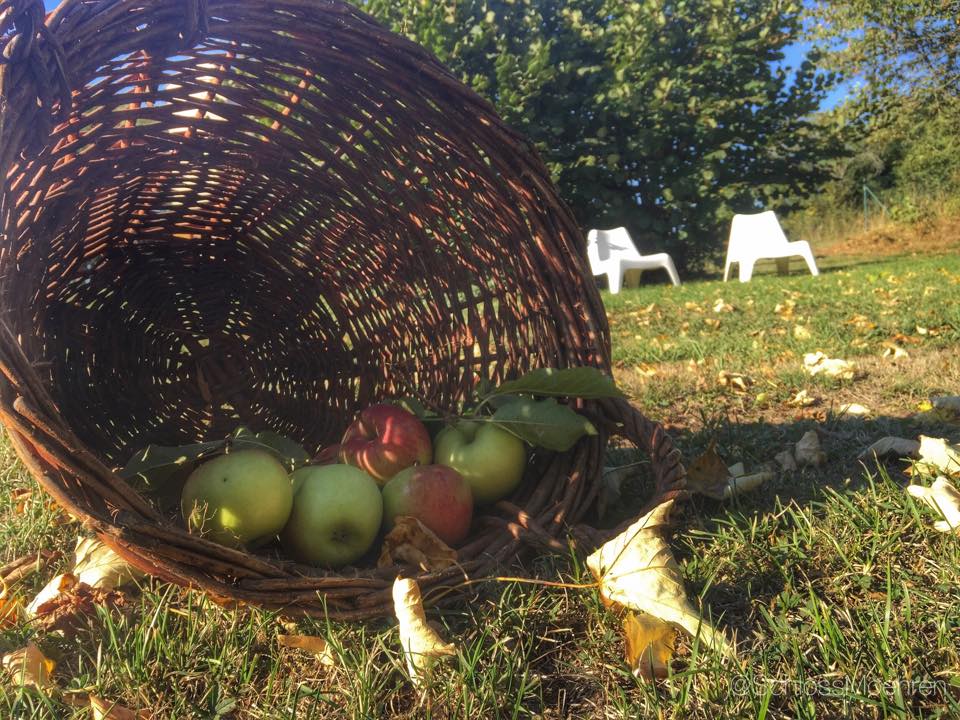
<box><xmin>486</xmin><ymin>367</ymin><xmax>625</xmax><ymax>400</ymax></box>
<box><xmin>119</xmin><ymin>440</ymin><xmax>225</xmax><ymax>498</ymax></box>
<box><xmin>229</xmin><ymin>427</ymin><xmax>310</xmax><ymax>472</ymax></box>
<box><xmin>491</xmin><ymin>397</ymin><xmax>598</xmax><ymax>451</ymax></box>
<box><xmin>393</xmin><ymin>396</ymin><xmax>432</xmax><ymax>419</ymax></box>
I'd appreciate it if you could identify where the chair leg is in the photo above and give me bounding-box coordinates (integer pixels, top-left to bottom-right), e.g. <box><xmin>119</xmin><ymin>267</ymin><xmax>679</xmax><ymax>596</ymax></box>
<box><xmin>607</xmin><ymin>269</ymin><xmax>622</xmax><ymax>294</ymax></box>
<box><xmin>738</xmin><ymin>259</ymin><xmax>755</xmax><ymax>282</ymax></box>
<box><xmin>799</xmin><ymin>245</ymin><xmax>819</xmax><ymax>276</ymax></box>
<box><xmin>723</xmin><ymin>259</ymin><xmax>732</xmax><ymax>282</ymax></box>
<box><xmin>663</xmin><ymin>259</ymin><xmax>681</xmax><ymax>286</ymax></box>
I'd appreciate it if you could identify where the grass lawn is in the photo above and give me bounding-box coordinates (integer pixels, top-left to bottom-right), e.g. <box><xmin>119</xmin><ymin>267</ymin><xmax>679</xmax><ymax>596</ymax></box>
<box><xmin>1</xmin><ymin>253</ymin><xmax>960</xmax><ymax>718</ymax></box>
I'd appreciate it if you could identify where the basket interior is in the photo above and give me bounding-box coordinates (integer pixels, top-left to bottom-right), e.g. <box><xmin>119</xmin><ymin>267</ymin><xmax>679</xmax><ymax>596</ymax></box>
<box><xmin>1</xmin><ymin>1</ymin><xmax>603</xmax><ymax>465</ymax></box>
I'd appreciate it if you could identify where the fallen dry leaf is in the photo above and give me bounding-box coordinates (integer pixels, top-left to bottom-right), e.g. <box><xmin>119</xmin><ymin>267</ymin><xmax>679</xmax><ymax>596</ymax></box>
<box><xmin>624</xmin><ymin>611</ymin><xmax>675</xmax><ymax>680</ymax></box>
<box><xmin>793</xmin><ymin>324</ymin><xmax>812</xmax><ymax>340</ymax></box>
<box><xmin>717</xmin><ymin>371</ymin><xmax>751</xmax><ymax>393</ymax></box>
<box><xmin>774</xmin><ymin>300</ymin><xmax>796</xmax><ymax>319</ymax></box>
<box><xmin>774</xmin><ymin>449</ymin><xmax>798</xmax><ymax>472</ymax></box>
<box><xmin>917</xmin><ymin>436</ymin><xmax>960</xmax><ymax>476</ymax></box>
<box><xmin>881</xmin><ymin>345</ymin><xmax>909</xmax><ymax>360</ymax></box>
<box><xmin>89</xmin><ymin>694</ymin><xmax>151</xmax><ymax>720</ymax></box>
<box><xmin>803</xmin><ymin>351</ymin><xmax>858</xmax><ymax>380</ymax></box>
<box><xmin>378</xmin><ymin>517</ymin><xmax>457</xmax><ymax>572</ymax></box>
<box><xmin>73</xmin><ymin>537</ymin><xmax>145</xmax><ymax>590</ymax></box>
<box><xmin>722</xmin><ymin>472</ymin><xmax>774</xmax><ymax>500</ymax></box>
<box><xmin>788</xmin><ymin>389</ymin><xmax>817</xmax><ymax>407</ymax></box>
<box><xmin>858</xmin><ymin>437</ymin><xmax>921</xmax><ymax>462</ymax></box>
<box><xmin>727</xmin><ymin>462</ymin><xmax>746</xmax><ymax>478</ymax></box>
<box><xmin>686</xmin><ymin>441</ymin><xmax>732</xmax><ymax>499</ymax></box>
<box><xmin>33</xmin><ymin>583</ymin><xmax>126</xmax><ymax>635</ymax></box>
<box><xmin>11</xmin><ymin>488</ymin><xmax>33</xmax><ymax>515</ymax></box>
<box><xmin>27</xmin><ymin>573</ymin><xmax>77</xmax><ymax>617</ymax></box>
<box><xmin>795</xmin><ymin>431</ymin><xmax>826</xmax><ymax>467</ymax></box>
<box><xmin>0</xmin><ymin>579</ymin><xmax>22</xmax><ymax>629</ymax></box>
<box><xmin>712</xmin><ymin>298</ymin><xmax>734</xmax><ymax>313</ymax></box>
<box><xmin>393</xmin><ymin>577</ymin><xmax>455</xmax><ymax>687</ymax></box>
<box><xmin>2</xmin><ymin>643</ymin><xmax>55</xmax><ymax>692</ymax></box>
<box><xmin>277</xmin><ymin>634</ymin><xmax>337</xmax><ymax>667</ymax></box>
<box><xmin>634</xmin><ymin>363</ymin><xmax>658</xmax><ymax>378</ymax></box>
<box><xmin>907</xmin><ymin>477</ymin><xmax>960</xmax><ymax>534</ymax></box>
<box><xmin>586</xmin><ymin>500</ymin><xmax>734</xmax><ymax>658</ymax></box>
<box><xmin>838</xmin><ymin>403</ymin><xmax>871</xmax><ymax>417</ymax></box>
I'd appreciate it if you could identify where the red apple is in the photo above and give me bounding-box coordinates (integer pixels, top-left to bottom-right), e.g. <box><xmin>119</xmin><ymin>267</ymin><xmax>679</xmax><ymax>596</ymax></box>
<box><xmin>339</xmin><ymin>404</ymin><xmax>432</xmax><ymax>485</ymax></box>
<box><xmin>381</xmin><ymin>465</ymin><xmax>473</xmax><ymax>545</ymax></box>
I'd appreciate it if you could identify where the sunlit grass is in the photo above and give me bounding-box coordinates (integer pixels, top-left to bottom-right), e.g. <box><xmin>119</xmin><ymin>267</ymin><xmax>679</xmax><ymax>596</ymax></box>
<box><xmin>1</xmin><ymin>254</ymin><xmax>959</xmax><ymax>717</ymax></box>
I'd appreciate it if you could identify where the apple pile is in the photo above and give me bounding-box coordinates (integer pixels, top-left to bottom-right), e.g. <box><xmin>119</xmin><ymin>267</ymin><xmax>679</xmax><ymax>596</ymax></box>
<box><xmin>122</xmin><ymin>367</ymin><xmax>623</xmax><ymax>570</ymax></box>
<box><xmin>177</xmin><ymin>403</ymin><xmax>528</xmax><ymax>569</ymax></box>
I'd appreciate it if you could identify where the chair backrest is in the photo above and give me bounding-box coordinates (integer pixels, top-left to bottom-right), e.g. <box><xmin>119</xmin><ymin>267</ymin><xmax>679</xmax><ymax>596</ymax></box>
<box><xmin>587</xmin><ymin>227</ymin><xmax>643</xmax><ymax>268</ymax></box>
<box><xmin>728</xmin><ymin>211</ymin><xmax>789</xmax><ymax>253</ymax></box>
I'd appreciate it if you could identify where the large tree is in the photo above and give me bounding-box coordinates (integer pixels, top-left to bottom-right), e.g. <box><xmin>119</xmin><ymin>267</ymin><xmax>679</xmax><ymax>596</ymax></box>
<box><xmin>808</xmin><ymin>1</ymin><xmax>960</xmax><ymax>207</ymax></box>
<box><xmin>358</xmin><ymin>0</ymin><xmax>838</xmax><ymax>270</ymax></box>
<box><xmin>811</xmin><ymin>0</ymin><xmax>959</xmax><ymax>110</ymax></box>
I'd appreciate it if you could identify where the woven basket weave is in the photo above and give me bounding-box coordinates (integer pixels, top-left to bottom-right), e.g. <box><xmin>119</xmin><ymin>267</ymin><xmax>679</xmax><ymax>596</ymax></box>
<box><xmin>0</xmin><ymin>0</ymin><xmax>685</xmax><ymax>619</ymax></box>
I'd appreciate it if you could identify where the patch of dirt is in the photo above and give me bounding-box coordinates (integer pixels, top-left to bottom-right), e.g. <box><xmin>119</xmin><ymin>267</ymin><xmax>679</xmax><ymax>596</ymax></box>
<box><xmin>820</xmin><ymin>214</ymin><xmax>960</xmax><ymax>258</ymax></box>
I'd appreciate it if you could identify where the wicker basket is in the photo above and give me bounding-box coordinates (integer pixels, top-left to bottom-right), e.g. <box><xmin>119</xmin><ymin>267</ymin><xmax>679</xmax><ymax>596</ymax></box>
<box><xmin>0</xmin><ymin>0</ymin><xmax>684</xmax><ymax>619</ymax></box>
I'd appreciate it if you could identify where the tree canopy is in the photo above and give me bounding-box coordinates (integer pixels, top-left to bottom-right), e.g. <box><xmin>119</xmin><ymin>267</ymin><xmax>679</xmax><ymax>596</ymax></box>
<box><xmin>357</xmin><ymin>0</ymin><xmax>839</xmax><ymax>271</ymax></box>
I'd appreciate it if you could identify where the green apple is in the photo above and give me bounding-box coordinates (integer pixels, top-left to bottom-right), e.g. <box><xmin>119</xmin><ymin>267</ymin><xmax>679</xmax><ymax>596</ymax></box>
<box><xmin>281</xmin><ymin>464</ymin><xmax>383</xmax><ymax>568</ymax></box>
<box><xmin>434</xmin><ymin>421</ymin><xmax>527</xmax><ymax>504</ymax></box>
<box><xmin>181</xmin><ymin>449</ymin><xmax>293</xmax><ymax>548</ymax></box>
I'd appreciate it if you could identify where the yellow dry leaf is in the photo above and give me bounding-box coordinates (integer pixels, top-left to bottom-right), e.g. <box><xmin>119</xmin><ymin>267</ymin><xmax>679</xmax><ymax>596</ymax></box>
<box><xmin>0</xmin><ymin>579</ymin><xmax>22</xmax><ymax>629</ymax></box>
<box><xmin>73</xmin><ymin>537</ymin><xmax>145</xmax><ymax>590</ymax></box>
<box><xmin>858</xmin><ymin>437</ymin><xmax>920</xmax><ymax>462</ymax></box>
<box><xmin>881</xmin><ymin>345</ymin><xmax>909</xmax><ymax>360</ymax></box>
<box><xmin>624</xmin><ymin>611</ymin><xmax>674</xmax><ymax>680</ymax></box>
<box><xmin>917</xmin><ymin>436</ymin><xmax>960</xmax><ymax>476</ymax></box>
<box><xmin>787</xmin><ymin>389</ymin><xmax>817</xmax><ymax>407</ymax></box>
<box><xmin>393</xmin><ymin>578</ymin><xmax>455</xmax><ymax>687</ymax></box>
<box><xmin>89</xmin><ymin>694</ymin><xmax>151</xmax><ymax>720</ymax></box>
<box><xmin>11</xmin><ymin>488</ymin><xmax>32</xmax><ymax>515</ymax></box>
<box><xmin>26</xmin><ymin>573</ymin><xmax>77</xmax><ymax>617</ymax></box>
<box><xmin>712</xmin><ymin>298</ymin><xmax>733</xmax><ymax>313</ymax></box>
<box><xmin>378</xmin><ymin>517</ymin><xmax>457</xmax><ymax>572</ymax></box>
<box><xmin>277</xmin><ymin>634</ymin><xmax>336</xmax><ymax>667</ymax></box>
<box><xmin>774</xmin><ymin>449</ymin><xmax>798</xmax><ymax>472</ymax></box>
<box><xmin>774</xmin><ymin>300</ymin><xmax>796</xmax><ymax>319</ymax></box>
<box><xmin>634</xmin><ymin>363</ymin><xmax>658</xmax><ymax>378</ymax></box>
<box><xmin>907</xmin><ymin>478</ymin><xmax>960</xmax><ymax>534</ymax></box>
<box><xmin>686</xmin><ymin>441</ymin><xmax>732</xmax><ymax>499</ymax></box>
<box><xmin>586</xmin><ymin>500</ymin><xmax>735</xmax><ymax>658</ymax></box>
<box><xmin>792</xmin><ymin>325</ymin><xmax>812</xmax><ymax>340</ymax></box>
<box><xmin>717</xmin><ymin>371</ymin><xmax>751</xmax><ymax>393</ymax></box>
<box><xmin>722</xmin><ymin>471</ymin><xmax>774</xmax><ymax>500</ymax></box>
<box><xmin>2</xmin><ymin>643</ymin><xmax>55</xmax><ymax>692</ymax></box>
<box><xmin>838</xmin><ymin>403</ymin><xmax>871</xmax><ymax>417</ymax></box>
<box><xmin>802</xmin><ymin>351</ymin><xmax>857</xmax><ymax>380</ymax></box>
<box><xmin>727</xmin><ymin>462</ymin><xmax>746</xmax><ymax>478</ymax></box>
<box><xmin>795</xmin><ymin>431</ymin><xmax>826</xmax><ymax>467</ymax></box>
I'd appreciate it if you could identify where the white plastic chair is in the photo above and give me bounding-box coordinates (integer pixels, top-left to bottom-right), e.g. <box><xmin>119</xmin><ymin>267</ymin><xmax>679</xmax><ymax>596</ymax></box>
<box><xmin>723</xmin><ymin>211</ymin><xmax>819</xmax><ymax>282</ymax></box>
<box><xmin>586</xmin><ymin>228</ymin><xmax>680</xmax><ymax>293</ymax></box>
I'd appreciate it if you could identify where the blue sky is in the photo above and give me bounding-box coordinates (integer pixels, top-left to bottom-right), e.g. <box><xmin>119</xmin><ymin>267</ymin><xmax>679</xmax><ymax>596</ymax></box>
<box><xmin>42</xmin><ymin>0</ymin><xmax>853</xmax><ymax>110</ymax></box>
<box><xmin>782</xmin><ymin>40</ymin><xmax>855</xmax><ymax>110</ymax></box>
